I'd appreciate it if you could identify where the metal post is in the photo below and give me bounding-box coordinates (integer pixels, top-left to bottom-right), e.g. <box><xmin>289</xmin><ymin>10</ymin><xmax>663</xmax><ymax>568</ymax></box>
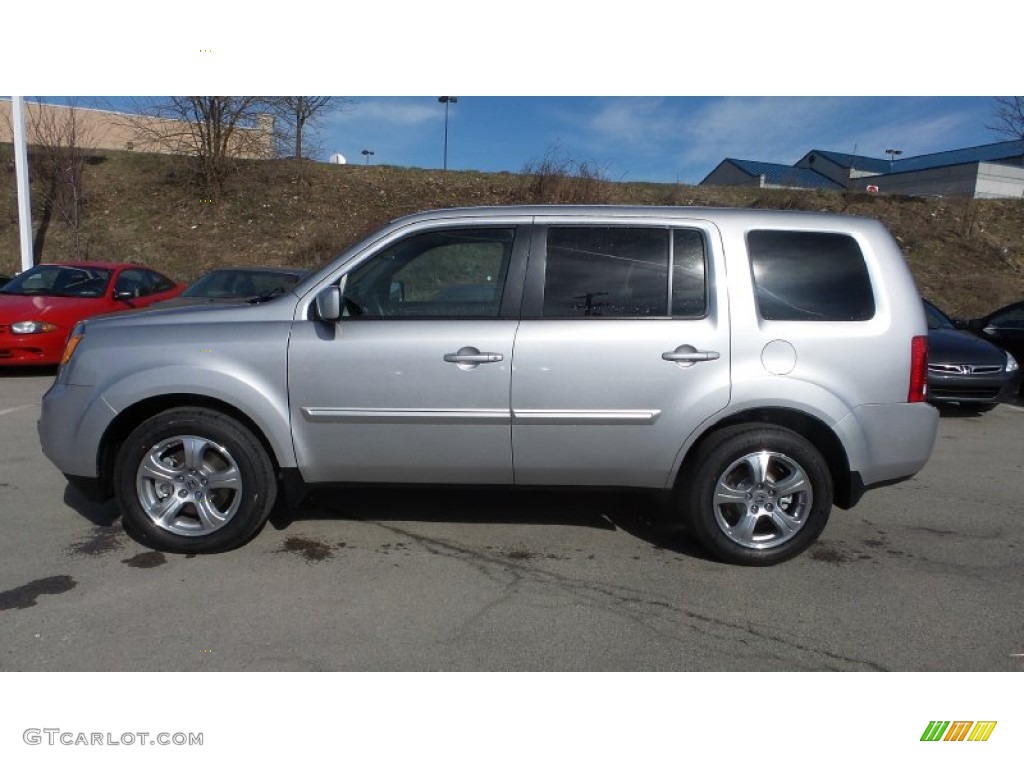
<box><xmin>438</xmin><ymin>97</ymin><xmax>457</xmax><ymax>170</ymax></box>
<box><xmin>12</xmin><ymin>96</ymin><xmax>34</xmax><ymax>272</ymax></box>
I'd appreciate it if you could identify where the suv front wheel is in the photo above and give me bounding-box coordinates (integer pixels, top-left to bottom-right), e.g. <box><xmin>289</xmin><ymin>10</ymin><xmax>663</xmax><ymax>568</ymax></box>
<box><xmin>113</xmin><ymin>407</ymin><xmax>278</xmax><ymax>553</ymax></box>
<box><xmin>682</xmin><ymin>425</ymin><xmax>833</xmax><ymax>566</ymax></box>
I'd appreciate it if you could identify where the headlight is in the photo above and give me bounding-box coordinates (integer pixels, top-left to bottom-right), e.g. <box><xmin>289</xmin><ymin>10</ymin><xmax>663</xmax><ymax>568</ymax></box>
<box><xmin>11</xmin><ymin>320</ymin><xmax>59</xmax><ymax>334</ymax></box>
<box><xmin>1007</xmin><ymin>352</ymin><xmax>1019</xmax><ymax>373</ymax></box>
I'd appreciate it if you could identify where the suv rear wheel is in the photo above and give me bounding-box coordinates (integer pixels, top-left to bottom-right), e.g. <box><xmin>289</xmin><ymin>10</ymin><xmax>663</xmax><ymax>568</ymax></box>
<box><xmin>114</xmin><ymin>407</ymin><xmax>277</xmax><ymax>553</ymax></box>
<box><xmin>682</xmin><ymin>425</ymin><xmax>832</xmax><ymax>566</ymax></box>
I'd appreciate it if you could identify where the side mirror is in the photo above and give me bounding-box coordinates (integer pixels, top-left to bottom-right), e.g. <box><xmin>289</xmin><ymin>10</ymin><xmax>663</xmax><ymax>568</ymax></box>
<box><xmin>114</xmin><ymin>290</ymin><xmax>136</xmax><ymax>302</ymax></box>
<box><xmin>314</xmin><ymin>276</ymin><xmax>347</xmax><ymax>322</ymax></box>
<box><xmin>315</xmin><ymin>286</ymin><xmax>341</xmax><ymax>321</ymax></box>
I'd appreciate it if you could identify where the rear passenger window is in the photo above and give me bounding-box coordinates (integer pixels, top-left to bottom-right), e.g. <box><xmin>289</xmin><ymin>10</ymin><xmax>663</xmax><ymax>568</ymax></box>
<box><xmin>542</xmin><ymin>227</ymin><xmax>707</xmax><ymax>318</ymax></box>
<box><xmin>747</xmin><ymin>230</ymin><xmax>874</xmax><ymax>321</ymax></box>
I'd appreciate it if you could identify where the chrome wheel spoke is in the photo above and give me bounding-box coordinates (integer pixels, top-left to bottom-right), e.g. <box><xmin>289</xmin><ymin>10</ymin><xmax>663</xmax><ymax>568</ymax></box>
<box><xmin>206</xmin><ymin>466</ymin><xmax>241</xmax><ymax>491</ymax></box>
<box><xmin>714</xmin><ymin>480</ymin><xmax>748</xmax><ymax>506</ymax></box>
<box><xmin>770</xmin><ymin>507</ymin><xmax>802</xmax><ymax>536</ymax></box>
<box><xmin>182</xmin><ymin>436</ymin><xmax>209</xmax><ymax>470</ymax></box>
<box><xmin>774</xmin><ymin>468</ymin><xmax>810</xmax><ymax>499</ymax></box>
<box><xmin>731</xmin><ymin>510</ymin><xmax>759</xmax><ymax>546</ymax></box>
<box><xmin>743</xmin><ymin>452</ymin><xmax>772</xmax><ymax>486</ymax></box>
<box><xmin>195</xmin><ymin>495</ymin><xmax>228</xmax><ymax>531</ymax></box>
<box><xmin>154</xmin><ymin>494</ymin><xmax>186</xmax><ymax>527</ymax></box>
<box><xmin>140</xmin><ymin>453</ymin><xmax>179</xmax><ymax>485</ymax></box>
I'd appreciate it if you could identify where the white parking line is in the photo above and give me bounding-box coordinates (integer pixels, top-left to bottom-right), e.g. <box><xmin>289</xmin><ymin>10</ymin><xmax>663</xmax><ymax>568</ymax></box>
<box><xmin>0</xmin><ymin>405</ymin><xmax>34</xmax><ymax>417</ymax></box>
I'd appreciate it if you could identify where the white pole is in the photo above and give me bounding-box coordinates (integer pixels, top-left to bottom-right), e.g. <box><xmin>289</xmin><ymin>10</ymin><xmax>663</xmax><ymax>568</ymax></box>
<box><xmin>12</xmin><ymin>96</ymin><xmax>35</xmax><ymax>273</ymax></box>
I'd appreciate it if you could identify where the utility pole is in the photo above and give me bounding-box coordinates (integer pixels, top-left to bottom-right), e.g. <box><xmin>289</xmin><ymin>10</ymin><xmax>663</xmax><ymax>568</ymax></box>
<box><xmin>12</xmin><ymin>96</ymin><xmax>34</xmax><ymax>272</ymax></box>
<box><xmin>438</xmin><ymin>96</ymin><xmax>458</xmax><ymax>170</ymax></box>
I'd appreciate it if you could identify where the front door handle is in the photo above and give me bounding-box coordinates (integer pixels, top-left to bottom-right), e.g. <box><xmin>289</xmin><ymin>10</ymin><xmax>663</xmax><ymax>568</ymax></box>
<box><xmin>662</xmin><ymin>344</ymin><xmax>721</xmax><ymax>368</ymax></box>
<box><xmin>444</xmin><ymin>346</ymin><xmax>504</xmax><ymax>369</ymax></box>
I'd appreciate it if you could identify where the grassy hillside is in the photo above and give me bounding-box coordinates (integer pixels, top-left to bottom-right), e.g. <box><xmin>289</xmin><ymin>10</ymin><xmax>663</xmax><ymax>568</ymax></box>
<box><xmin>2</xmin><ymin>148</ymin><xmax>1023</xmax><ymax>317</ymax></box>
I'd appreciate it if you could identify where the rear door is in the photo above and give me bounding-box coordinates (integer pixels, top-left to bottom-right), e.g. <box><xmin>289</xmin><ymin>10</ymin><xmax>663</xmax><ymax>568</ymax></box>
<box><xmin>510</xmin><ymin>217</ymin><xmax>730</xmax><ymax>488</ymax></box>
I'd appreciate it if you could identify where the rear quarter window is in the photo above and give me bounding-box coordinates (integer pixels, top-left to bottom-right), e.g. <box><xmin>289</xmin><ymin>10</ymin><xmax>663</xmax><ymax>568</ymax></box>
<box><xmin>747</xmin><ymin>230</ymin><xmax>875</xmax><ymax>321</ymax></box>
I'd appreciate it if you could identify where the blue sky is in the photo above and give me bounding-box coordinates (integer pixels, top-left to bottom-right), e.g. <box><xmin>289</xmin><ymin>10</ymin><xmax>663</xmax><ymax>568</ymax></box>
<box><xmin>47</xmin><ymin>95</ymin><xmax>1009</xmax><ymax>186</ymax></box>
<box><xmin>310</xmin><ymin>96</ymin><xmax>1005</xmax><ymax>184</ymax></box>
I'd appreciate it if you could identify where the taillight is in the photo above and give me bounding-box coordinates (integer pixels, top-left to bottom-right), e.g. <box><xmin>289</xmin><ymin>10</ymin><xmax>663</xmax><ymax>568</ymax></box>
<box><xmin>908</xmin><ymin>335</ymin><xmax>928</xmax><ymax>403</ymax></box>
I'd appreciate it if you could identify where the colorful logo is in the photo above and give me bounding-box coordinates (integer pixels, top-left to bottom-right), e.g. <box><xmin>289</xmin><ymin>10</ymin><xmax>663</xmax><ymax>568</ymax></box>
<box><xmin>921</xmin><ymin>721</ymin><xmax>997</xmax><ymax>742</ymax></box>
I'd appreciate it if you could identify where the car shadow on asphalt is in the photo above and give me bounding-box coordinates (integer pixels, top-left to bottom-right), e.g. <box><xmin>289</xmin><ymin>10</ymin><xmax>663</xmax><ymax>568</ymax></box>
<box><xmin>270</xmin><ymin>486</ymin><xmax>713</xmax><ymax>562</ymax></box>
<box><xmin>62</xmin><ymin>485</ymin><xmax>119</xmax><ymax>527</ymax></box>
<box><xmin>57</xmin><ymin>481</ymin><xmax>713</xmax><ymax>562</ymax></box>
<box><xmin>0</xmin><ymin>366</ymin><xmax>57</xmax><ymax>379</ymax></box>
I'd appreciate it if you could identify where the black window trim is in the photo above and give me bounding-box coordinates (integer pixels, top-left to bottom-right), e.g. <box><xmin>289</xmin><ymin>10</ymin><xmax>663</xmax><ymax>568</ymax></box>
<box><xmin>522</xmin><ymin>223</ymin><xmax>710</xmax><ymax>320</ymax></box>
<box><xmin>337</xmin><ymin>223</ymin><xmax>531</xmax><ymax>321</ymax></box>
<box><xmin>745</xmin><ymin>227</ymin><xmax>876</xmax><ymax>323</ymax></box>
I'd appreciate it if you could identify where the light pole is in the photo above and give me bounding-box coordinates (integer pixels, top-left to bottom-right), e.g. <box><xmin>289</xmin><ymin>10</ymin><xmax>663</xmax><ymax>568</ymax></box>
<box><xmin>361</xmin><ymin>149</ymin><xmax>375</xmax><ymax>165</ymax></box>
<box><xmin>885</xmin><ymin>148</ymin><xmax>902</xmax><ymax>173</ymax></box>
<box><xmin>438</xmin><ymin>96</ymin><xmax>458</xmax><ymax>170</ymax></box>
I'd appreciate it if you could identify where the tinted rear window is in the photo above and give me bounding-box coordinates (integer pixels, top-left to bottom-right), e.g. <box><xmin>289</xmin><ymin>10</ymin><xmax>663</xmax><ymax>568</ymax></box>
<box><xmin>747</xmin><ymin>230</ymin><xmax>875</xmax><ymax>321</ymax></box>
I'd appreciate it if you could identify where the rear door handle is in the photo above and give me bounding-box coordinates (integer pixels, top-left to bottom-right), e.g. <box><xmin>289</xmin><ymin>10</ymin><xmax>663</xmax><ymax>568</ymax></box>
<box><xmin>444</xmin><ymin>346</ymin><xmax>504</xmax><ymax>369</ymax></box>
<box><xmin>662</xmin><ymin>345</ymin><xmax>720</xmax><ymax>367</ymax></box>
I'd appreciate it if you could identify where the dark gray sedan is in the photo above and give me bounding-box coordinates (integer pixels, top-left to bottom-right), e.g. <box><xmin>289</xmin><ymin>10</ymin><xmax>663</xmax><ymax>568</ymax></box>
<box><xmin>156</xmin><ymin>266</ymin><xmax>310</xmax><ymax>307</ymax></box>
<box><xmin>924</xmin><ymin>299</ymin><xmax>1020</xmax><ymax>410</ymax></box>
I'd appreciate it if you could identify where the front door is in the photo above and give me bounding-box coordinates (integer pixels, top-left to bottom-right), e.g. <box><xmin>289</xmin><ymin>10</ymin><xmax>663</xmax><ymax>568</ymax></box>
<box><xmin>288</xmin><ymin>225</ymin><xmax>527</xmax><ymax>484</ymax></box>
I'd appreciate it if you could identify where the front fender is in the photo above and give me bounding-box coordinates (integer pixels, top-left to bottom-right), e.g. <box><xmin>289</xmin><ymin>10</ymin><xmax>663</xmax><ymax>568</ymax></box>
<box><xmin>98</xmin><ymin>365</ymin><xmax>297</xmax><ymax>470</ymax></box>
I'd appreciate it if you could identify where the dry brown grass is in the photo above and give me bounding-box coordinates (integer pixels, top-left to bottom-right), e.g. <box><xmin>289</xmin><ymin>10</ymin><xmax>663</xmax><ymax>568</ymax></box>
<box><xmin>2</xmin><ymin>146</ymin><xmax>1023</xmax><ymax>316</ymax></box>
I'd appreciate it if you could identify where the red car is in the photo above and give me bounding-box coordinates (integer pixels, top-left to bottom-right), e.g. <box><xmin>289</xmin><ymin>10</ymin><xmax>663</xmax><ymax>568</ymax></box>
<box><xmin>0</xmin><ymin>262</ymin><xmax>185</xmax><ymax>366</ymax></box>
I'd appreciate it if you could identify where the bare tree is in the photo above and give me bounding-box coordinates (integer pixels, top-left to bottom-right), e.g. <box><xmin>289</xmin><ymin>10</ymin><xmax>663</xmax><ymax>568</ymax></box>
<box><xmin>270</xmin><ymin>97</ymin><xmax>352</xmax><ymax>160</ymax></box>
<box><xmin>30</xmin><ymin>99</ymin><xmax>95</xmax><ymax>259</ymax></box>
<box><xmin>988</xmin><ymin>96</ymin><xmax>1024</xmax><ymax>141</ymax></box>
<box><xmin>125</xmin><ymin>97</ymin><xmax>276</xmax><ymax>194</ymax></box>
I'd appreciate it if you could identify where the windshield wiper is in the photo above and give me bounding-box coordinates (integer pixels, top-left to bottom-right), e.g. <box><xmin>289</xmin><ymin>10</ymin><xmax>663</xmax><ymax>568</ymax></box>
<box><xmin>247</xmin><ymin>286</ymin><xmax>287</xmax><ymax>304</ymax></box>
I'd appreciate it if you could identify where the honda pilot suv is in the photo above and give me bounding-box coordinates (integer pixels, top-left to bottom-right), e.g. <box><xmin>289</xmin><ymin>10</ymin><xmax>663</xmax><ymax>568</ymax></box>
<box><xmin>39</xmin><ymin>206</ymin><xmax>939</xmax><ymax>565</ymax></box>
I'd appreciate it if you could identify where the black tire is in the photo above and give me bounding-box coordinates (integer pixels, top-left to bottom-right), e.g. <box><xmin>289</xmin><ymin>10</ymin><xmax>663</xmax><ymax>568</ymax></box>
<box><xmin>113</xmin><ymin>407</ymin><xmax>277</xmax><ymax>554</ymax></box>
<box><xmin>680</xmin><ymin>424</ymin><xmax>833</xmax><ymax>566</ymax></box>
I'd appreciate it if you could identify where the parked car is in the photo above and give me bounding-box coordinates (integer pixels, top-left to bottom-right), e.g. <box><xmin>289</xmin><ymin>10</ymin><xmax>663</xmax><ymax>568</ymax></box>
<box><xmin>0</xmin><ymin>275</ymin><xmax>10</xmax><ymax>288</ymax></box>
<box><xmin>923</xmin><ymin>299</ymin><xmax>1020</xmax><ymax>410</ymax></box>
<box><xmin>957</xmin><ymin>300</ymin><xmax>1024</xmax><ymax>397</ymax></box>
<box><xmin>0</xmin><ymin>262</ymin><xmax>184</xmax><ymax>366</ymax></box>
<box><xmin>156</xmin><ymin>266</ymin><xmax>310</xmax><ymax>307</ymax></box>
<box><xmin>39</xmin><ymin>206</ymin><xmax>939</xmax><ymax>566</ymax></box>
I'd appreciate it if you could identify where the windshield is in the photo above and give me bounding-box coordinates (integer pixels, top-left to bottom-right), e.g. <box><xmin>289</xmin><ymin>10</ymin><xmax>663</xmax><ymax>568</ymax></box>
<box><xmin>923</xmin><ymin>300</ymin><xmax>955</xmax><ymax>330</ymax></box>
<box><xmin>182</xmin><ymin>269</ymin><xmax>304</xmax><ymax>299</ymax></box>
<box><xmin>0</xmin><ymin>265</ymin><xmax>112</xmax><ymax>298</ymax></box>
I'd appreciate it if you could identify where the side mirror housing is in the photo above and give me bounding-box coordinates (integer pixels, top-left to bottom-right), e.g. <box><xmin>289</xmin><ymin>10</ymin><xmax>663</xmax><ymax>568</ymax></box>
<box><xmin>315</xmin><ymin>286</ymin><xmax>341</xmax><ymax>321</ymax></box>
<box><xmin>314</xmin><ymin>276</ymin><xmax>348</xmax><ymax>321</ymax></box>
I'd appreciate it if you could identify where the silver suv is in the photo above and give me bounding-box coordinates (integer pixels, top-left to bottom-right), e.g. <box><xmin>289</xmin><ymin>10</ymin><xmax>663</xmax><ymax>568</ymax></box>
<box><xmin>39</xmin><ymin>206</ymin><xmax>939</xmax><ymax>565</ymax></box>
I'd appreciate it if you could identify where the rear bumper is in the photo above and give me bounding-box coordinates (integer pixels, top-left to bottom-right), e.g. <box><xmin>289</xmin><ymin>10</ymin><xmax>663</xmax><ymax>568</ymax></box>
<box><xmin>838</xmin><ymin>402</ymin><xmax>939</xmax><ymax>489</ymax></box>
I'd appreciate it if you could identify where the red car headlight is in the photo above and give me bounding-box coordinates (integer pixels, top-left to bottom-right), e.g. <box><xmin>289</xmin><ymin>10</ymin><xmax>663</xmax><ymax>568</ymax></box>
<box><xmin>10</xmin><ymin>321</ymin><xmax>59</xmax><ymax>334</ymax></box>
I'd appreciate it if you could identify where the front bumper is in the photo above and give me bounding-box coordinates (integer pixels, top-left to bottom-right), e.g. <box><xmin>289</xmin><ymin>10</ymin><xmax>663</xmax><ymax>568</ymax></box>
<box><xmin>926</xmin><ymin>368</ymin><xmax>1021</xmax><ymax>405</ymax></box>
<box><xmin>0</xmin><ymin>332</ymin><xmax>65</xmax><ymax>366</ymax></box>
<box><xmin>38</xmin><ymin>381</ymin><xmax>115</xmax><ymax>481</ymax></box>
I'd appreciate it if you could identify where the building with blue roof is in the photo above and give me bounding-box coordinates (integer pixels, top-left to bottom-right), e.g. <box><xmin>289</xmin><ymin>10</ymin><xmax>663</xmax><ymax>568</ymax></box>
<box><xmin>701</xmin><ymin>140</ymin><xmax>1024</xmax><ymax>199</ymax></box>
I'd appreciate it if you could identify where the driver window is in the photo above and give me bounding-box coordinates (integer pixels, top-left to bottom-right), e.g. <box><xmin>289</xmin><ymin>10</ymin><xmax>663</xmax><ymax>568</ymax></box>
<box><xmin>343</xmin><ymin>228</ymin><xmax>514</xmax><ymax>318</ymax></box>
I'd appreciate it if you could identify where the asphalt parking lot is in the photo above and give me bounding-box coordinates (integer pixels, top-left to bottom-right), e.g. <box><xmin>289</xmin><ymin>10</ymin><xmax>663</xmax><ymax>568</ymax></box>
<box><xmin>1</xmin><ymin>370</ymin><xmax>1022</xmax><ymax>671</ymax></box>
